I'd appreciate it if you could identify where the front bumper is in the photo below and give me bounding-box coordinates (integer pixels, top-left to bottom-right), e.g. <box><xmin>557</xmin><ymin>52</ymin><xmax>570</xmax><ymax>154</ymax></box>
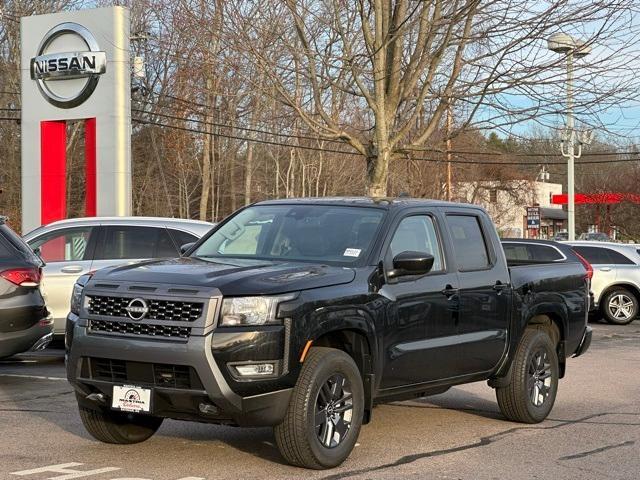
<box><xmin>573</xmin><ymin>326</ymin><xmax>592</xmax><ymax>358</ymax></box>
<box><xmin>66</xmin><ymin>311</ymin><xmax>294</xmax><ymax>427</ymax></box>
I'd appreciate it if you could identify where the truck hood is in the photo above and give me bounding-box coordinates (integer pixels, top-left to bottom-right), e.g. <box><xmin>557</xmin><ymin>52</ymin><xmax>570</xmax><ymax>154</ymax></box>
<box><xmin>90</xmin><ymin>257</ymin><xmax>356</xmax><ymax>296</ymax></box>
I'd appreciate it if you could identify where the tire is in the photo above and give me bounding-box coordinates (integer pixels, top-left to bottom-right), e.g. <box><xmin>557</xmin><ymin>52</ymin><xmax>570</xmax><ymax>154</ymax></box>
<box><xmin>496</xmin><ymin>328</ymin><xmax>559</xmax><ymax>424</ymax></box>
<box><xmin>601</xmin><ymin>288</ymin><xmax>638</xmax><ymax>325</ymax></box>
<box><xmin>275</xmin><ymin>347</ymin><xmax>364</xmax><ymax>469</ymax></box>
<box><xmin>78</xmin><ymin>399</ymin><xmax>163</xmax><ymax>444</ymax></box>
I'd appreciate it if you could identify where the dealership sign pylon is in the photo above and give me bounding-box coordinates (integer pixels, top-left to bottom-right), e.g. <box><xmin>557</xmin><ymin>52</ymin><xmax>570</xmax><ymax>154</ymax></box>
<box><xmin>20</xmin><ymin>7</ymin><xmax>131</xmax><ymax>233</ymax></box>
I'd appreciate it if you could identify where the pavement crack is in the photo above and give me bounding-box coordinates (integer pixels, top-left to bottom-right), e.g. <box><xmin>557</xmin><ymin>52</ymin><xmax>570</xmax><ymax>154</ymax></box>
<box><xmin>321</xmin><ymin>413</ymin><xmax>616</xmax><ymax>480</ymax></box>
<box><xmin>559</xmin><ymin>440</ymin><xmax>636</xmax><ymax>460</ymax></box>
<box><xmin>7</xmin><ymin>390</ymin><xmax>73</xmax><ymax>404</ymax></box>
<box><xmin>0</xmin><ymin>408</ymin><xmax>59</xmax><ymax>413</ymax></box>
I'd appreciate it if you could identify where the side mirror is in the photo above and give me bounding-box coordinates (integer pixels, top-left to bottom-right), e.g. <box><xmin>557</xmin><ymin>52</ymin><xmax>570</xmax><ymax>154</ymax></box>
<box><xmin>388</xmin><ymin>251</ymin><xmax>434</xmax><ymax>279</ymax></box>
<box><xmin>180</xmin><ymin>242</ymin><xmax>196</xmax><ymax>255</ymax></box>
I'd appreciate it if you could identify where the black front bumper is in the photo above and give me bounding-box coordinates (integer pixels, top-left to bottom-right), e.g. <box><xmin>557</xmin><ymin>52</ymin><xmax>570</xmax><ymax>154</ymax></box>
<box><xmin>573</xmin><ymin>326</ymin><xmax>592</xmax><ymax>358</ymax></box>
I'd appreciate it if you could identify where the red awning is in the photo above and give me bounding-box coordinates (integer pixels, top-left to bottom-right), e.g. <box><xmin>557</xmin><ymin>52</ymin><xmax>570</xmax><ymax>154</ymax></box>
<box><xmin>551</xmin><ymin>193</ymin><xmax>640</xmax><ymax>205</ymax></box>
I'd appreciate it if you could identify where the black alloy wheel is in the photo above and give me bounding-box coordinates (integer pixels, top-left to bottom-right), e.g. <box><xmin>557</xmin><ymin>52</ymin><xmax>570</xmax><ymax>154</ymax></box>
<box><xmin>527</xmin><ymin>348</ymin><xmax>553</xmax><ymax>407</ymax></box>
<box><xmin>315</xmin><ymin>373</ymin><xmax>354</xmax><ymax>448</ymax></box>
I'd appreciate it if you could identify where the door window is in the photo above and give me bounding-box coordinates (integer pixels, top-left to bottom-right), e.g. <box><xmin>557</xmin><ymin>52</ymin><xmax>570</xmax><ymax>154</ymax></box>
<box><xmin>571</xmin><ymin>246</ymin><xmax>611</xmax><ymax>265</ymax></box>
<box><xmin>604</xmin><ymin>249</ymin><xmax>635</xmax><ymax>265</ymax></box>
<box><xmin>502</xmin><ymin>243</ymin><xmax>564</xmax><ymax>262</ymax></box>
<box><xmin>96</xmin><ymin>226</ymin><xmax>177</xmax><ymax>260</ymax></box>
<box><xmin>0</xmin><ymin>237</ymin><xmax>13</xmax><ymax>259</ymax></box>
<box><xmin>446</xmin><ymin>215</ymin><xmax>490</xmax><ymax>271</ymax></box>
<box><xmin>29</xmin><ymin>227</ymin><xmax>93</xmax><ymax>263</ymax></box>
<box><xmin>169</xmin><ymin>229</ymin><xmax>199</xmax><ymax>250</ymax></box>
<box><xmin>389</xmin><ymin>215</ymin><xmax>443</xmax><ymax>272</ymax></box>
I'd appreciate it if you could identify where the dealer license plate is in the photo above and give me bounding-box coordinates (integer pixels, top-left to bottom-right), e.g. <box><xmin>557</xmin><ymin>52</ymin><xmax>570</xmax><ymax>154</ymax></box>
<box><xmin>111</xmin><ymin>385</ymin><xmax>151</xmax><ymax>413</ymax></box>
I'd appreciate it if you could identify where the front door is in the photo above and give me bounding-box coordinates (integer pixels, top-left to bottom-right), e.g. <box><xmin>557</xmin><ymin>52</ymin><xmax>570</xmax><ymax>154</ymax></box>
<box><xmin>379</xmin><ymin>212</ymin><xmax>460</xmax><ymax>389</ymax></box>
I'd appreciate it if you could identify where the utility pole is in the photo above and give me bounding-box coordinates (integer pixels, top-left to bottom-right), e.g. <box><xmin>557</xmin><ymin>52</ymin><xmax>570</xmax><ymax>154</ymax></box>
<box><xmin>446</xmin><ymin>104</ymin><xmax>452</xmax><ymax>202</ymax></box>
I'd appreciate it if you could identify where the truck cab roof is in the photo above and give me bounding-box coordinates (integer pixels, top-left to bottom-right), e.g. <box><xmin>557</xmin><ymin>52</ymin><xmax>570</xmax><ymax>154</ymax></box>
<box><xmin>254</xmin><ymin>196</ymin><xmax>486</xmax><ymax>212</ymax></box>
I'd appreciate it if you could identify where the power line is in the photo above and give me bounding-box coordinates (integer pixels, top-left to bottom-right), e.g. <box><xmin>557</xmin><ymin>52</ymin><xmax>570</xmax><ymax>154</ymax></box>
<box><xmin>132</xmin><ymin>106</ymin><xmax>349</xmax><ymax>146</ymax></box>
<box><xmin>131</xmin><ymin>117</ymin><xmax>640</xmax><ymax>166</ymax></box>
<box><xmin>132</xmin><ymin>117</ymin><xmax>360</xmax><ymax>155</ymax></box>
<box><xmin>3</xmin><ymin>101</ymin><xmax>640</xmax><ymax>161</ymax></box>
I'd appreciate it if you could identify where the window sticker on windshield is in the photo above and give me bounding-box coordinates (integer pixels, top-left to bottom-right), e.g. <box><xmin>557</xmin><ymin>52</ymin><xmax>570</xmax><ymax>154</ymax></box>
<box><xmin>344</xmin><ymin>248</ymin><xmax>361</xmax><ymax>257</ymax></box>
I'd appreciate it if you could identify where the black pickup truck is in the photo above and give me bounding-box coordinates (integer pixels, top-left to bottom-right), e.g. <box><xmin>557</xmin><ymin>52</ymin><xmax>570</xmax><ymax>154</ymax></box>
<box><xmin>66</xmin><ymin>198</ymin><xmax>591</xmax><ymax>469</ymax></box>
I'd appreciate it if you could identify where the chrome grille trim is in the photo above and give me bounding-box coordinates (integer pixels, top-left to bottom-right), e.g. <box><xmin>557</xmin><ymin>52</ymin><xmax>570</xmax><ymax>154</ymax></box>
<box><xmin>87</xmin><ymin>295</ymin><xmax>204</xmax><ymax>322</ymax></box>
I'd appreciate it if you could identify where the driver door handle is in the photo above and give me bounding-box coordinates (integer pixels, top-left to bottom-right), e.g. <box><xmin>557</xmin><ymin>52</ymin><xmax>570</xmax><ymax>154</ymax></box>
<box><xmin>61</xmin><ymin>265</ymin><xmax>83</xmax><ymax>274</ymax></box>
<box><xmin>441</xmin><ymin>285</ymin><xmax>459</xmax><ymax>298</ymax></box>
<box><xmin>493</xmin><ymin>281</ymin><xmax>507</xmax><ymax>291</ymax></box>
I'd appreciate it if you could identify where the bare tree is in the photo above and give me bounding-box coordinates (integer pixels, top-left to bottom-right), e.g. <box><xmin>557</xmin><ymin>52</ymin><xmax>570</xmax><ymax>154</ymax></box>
<box><xmin>229</xmin><ymin>0</ymin><xmax>640</xmax><ymax>196</ymax></box>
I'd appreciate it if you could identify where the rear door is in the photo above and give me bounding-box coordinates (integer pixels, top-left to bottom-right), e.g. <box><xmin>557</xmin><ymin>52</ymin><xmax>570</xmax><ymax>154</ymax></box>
<box><xmin>570</xmin><ymin>246</ymin><xmax>617</xmax><ymax>305</ymax></box>
<box><xmin>27</xmin><ymin>226</ymin><xmax>96</xmax><ymax>330</ymax></box>
<box><xmin>443</xmin><ymin>211</ymin><xmax>510</xmax><ymax>376</ymax></box>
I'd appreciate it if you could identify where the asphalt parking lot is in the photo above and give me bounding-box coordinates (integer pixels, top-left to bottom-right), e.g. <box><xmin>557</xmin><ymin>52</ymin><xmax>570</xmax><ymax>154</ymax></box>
<box><xmin>1</xmin><ymin>321</ymin><xmax>639</xmax><ymax>480</ymax></box>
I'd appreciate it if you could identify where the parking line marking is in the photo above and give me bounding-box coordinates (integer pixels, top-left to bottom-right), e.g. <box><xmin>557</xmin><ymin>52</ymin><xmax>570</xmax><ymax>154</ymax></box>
<box><xmin>0</xmin><ymin>374</ymin><xmax>67</xmax><ymax>381</ymax></box>
<box><xmin>11</xmin><ymin>463</ymin><xmax>120</xmax><ymax>479</ymax></box>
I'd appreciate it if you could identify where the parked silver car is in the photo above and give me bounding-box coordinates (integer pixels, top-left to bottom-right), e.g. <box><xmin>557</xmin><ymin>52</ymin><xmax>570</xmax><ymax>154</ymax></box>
<box><xmin>23</xmin><ymin>217</ymin><xmax>213</xmax><ymax>335</ymax></box>
<box><xmin>567</xmin><ymin>241</ymin><xmax>640</xmax><ymax>324</ymax></box>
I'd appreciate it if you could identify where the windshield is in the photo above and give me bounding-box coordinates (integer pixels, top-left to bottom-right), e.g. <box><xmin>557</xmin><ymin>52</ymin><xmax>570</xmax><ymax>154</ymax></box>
<box><xmin>192</xmin><ymin>204</ymin><xmax>385</xmax><ymax>265</ymax></box>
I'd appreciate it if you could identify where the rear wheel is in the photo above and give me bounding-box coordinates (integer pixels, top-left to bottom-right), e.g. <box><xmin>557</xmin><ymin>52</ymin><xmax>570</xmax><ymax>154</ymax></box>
<box><xmin>602</xmin><ymin>288</ymin><xmax>638</xmax><ymax>325</ymax></box>
<box><xmin>78</xmin><ymin>398</ymin><xmax>163</xmax><ymax>444</ymax></box>
<box><xmin>496</xmin><ymin>329</ymin><xmax>559</xmax><ymax>423</ymax></box>
<box><xmin>275</xmin><ymin>347</ymin><xmax>364</xmax><ymax>469</ymax></box>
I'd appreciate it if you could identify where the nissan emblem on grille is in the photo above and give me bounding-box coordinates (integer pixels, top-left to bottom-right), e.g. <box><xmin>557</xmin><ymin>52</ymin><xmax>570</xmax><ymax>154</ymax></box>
<box><xmin>125</xmin><ymin>298</ymin><xmax>149</xmax><ymax>320</ymax></box>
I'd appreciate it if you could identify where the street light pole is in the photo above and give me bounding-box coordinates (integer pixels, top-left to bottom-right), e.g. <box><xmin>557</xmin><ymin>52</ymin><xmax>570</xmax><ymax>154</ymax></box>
<box><xmin>547</xmin><ymin>33</ymin><xmax>590</xmax><ymax>241</ymax></box>
<box><xmin>566</xmin><ymin>50</ymin><xmax>576</xmax><ymax>241</ymax></box>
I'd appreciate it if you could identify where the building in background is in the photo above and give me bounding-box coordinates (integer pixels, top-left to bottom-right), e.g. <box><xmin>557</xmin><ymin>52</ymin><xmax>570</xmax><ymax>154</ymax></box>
<box><xmin>455</xmin><ymin>180</ymin><xmax>566</xmax><ymax>238</ymax></box>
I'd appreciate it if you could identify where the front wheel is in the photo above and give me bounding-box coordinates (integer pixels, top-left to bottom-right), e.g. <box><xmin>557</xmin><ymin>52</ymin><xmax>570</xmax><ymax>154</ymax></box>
<box><xmin>496</xmin><ymin>328</ymin><xmax>559</xmax><ymax>423</ymax></box>
<box><xmin>78</xmin><ymin>398</ymin><xmax>163</xmax><ymax>444</ymax></box>
<box><xmin>602</xmin><ymin>288</ymin><xmax>638</xmax><ymax>325</ymax></box>
<box><xmin>275</xmin><ymin>347</ymin><xmax>364</xmax><ymax>469</ymax></box>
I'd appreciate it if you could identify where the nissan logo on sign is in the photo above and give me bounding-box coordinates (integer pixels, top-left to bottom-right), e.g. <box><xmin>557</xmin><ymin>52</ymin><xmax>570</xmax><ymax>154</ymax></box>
<box><xmin>30</xmin><ymin>22</ymin><xmax>107</xmax><ymax>108</ymax></box>
<box><xmin>125</xmin><ymin>298</ymin><xmax>149</xmax><ymax>321</ymax></box>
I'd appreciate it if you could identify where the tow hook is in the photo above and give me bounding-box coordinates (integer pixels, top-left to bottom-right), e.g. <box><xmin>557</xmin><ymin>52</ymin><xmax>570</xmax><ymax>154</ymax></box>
<box><xmin>86</xmin><ymin>393</ymin><xmax>107</xmax><ymax>405</ymax></box>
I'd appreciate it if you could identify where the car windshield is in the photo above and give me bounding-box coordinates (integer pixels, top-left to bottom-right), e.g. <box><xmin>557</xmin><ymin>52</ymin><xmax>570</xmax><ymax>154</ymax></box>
<box><xmin>192</xmin><ymin>204</ymin><xmax>385</xmax><ymax>265</ymax></box>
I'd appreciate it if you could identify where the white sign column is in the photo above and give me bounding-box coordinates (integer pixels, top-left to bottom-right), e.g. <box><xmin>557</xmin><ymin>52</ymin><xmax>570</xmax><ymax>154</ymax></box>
<box><xmin>20</xmin><ymin>7</ymin><xmax>131</xmax><ymax>233</ymax></box>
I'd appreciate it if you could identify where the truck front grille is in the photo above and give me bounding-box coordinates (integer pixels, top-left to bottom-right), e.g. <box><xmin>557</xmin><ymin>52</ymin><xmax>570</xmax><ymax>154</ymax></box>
<box><xmin>87</xmin><ymin>295</ymin><xmax>204</xmax><ymax>322</ymax></box>
<box><xmin>89</xmin><ymin>319</ymin><xmax>191</xmax><ymax>339</ymax></box>
<box><xmin>88</xmin><ymin>357</ymin><xmax>203</xmax><ymax>390</ymax></box>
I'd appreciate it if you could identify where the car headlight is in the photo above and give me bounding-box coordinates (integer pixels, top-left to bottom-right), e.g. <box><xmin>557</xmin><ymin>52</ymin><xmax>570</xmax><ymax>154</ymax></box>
<box><xmin>70</xmin><ymin>283</ymin><xmax>84</xmax><ymax>315</ymax></box>
<box><xmin>69</xmin><ymin>272</ymin><xmax>93</xmax><ymax>316</ymax></box>
<box><xmin>220</xmin><ymin>295</ymin><xmax>293</xmax><ymax>326</ymax></box>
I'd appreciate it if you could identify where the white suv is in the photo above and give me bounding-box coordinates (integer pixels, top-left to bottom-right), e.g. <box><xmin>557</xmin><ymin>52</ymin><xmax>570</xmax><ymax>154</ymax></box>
<box><xmin>567</xmin><ymin>241</ymin><xmax>640</xmax><ymax>325</ymax></box>
<box><xmin>24</xmin><ymin>217</ymin><xmax>213</xmax><ymax>335</ymax></box>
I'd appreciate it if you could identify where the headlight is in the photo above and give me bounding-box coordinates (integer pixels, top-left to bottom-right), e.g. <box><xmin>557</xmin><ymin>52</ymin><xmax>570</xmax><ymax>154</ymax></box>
<box><xmin>70</xmin><ymin>283</ymin><xmax>84</xmax><ymax>315</ymax></box>
<box><xmin>220</xmin><ymin>295</ymin><xmax>292</xmax><ymax>326</ymax></box>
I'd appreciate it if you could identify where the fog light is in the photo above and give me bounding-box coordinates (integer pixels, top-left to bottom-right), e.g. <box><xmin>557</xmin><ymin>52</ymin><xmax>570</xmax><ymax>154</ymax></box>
<box><xmin>234</xmin><ymin>363</ymin><xmax>275</xmax><ymax>377</ymax></box>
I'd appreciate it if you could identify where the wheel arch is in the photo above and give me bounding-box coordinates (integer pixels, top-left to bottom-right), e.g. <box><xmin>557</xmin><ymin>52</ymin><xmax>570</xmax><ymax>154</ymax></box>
<box><xmin>526</xmin><ymin>312</ymin><xmax>565</xmax><ymax>378</ymax></box>
<box><xmin>311</xmin><ymin>326</ymin><xmax>375</xmax><ymax>423</ymax></box>
<box><xmin>600</xmin><ymin>283</ymin><xmax>640</xmax><ymax>306</ymax></box>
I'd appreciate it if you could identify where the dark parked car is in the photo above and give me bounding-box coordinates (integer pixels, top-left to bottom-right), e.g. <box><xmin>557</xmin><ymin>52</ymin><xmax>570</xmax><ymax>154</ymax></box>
<box><xmin>66</xmin><ymin>198</ymin><xmax>591</xmax><ymax>469</ymax></box>
<box><xmin>0</xmin><ymin>217</ymin><xmax>52</xmax><ymax>358</ymax></box>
